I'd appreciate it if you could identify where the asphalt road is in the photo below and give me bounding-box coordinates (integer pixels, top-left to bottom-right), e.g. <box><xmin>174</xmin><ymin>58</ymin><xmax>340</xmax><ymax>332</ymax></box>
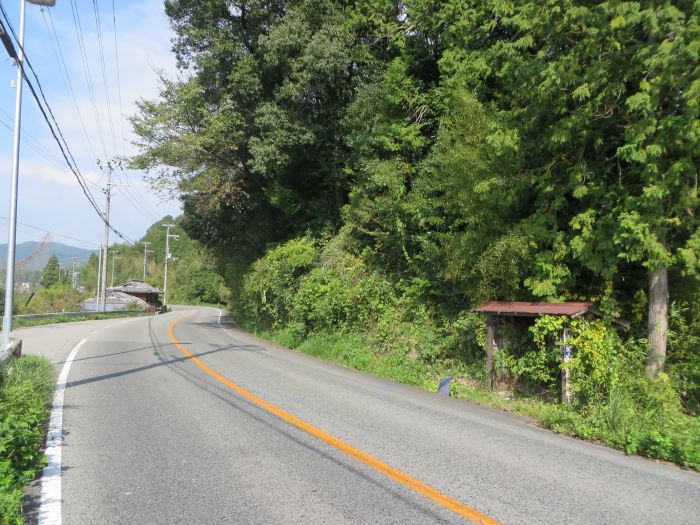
<box><xmin>19</xmin><ymin>306</ymin><xmax>700</xmax><ymax>524</ymax></box>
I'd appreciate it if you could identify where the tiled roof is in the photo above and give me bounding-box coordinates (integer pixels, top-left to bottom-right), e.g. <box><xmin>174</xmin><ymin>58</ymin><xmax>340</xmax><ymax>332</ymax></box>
<box><xmin>107</xmin><ymin>279</ymin><xmax>163</xmax><ymax>294</ymax></box>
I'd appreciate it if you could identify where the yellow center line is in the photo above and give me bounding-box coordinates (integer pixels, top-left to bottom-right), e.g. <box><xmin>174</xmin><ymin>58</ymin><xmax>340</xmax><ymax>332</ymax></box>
<box><xmin>167</xmin><ymin>311</ymin><xmax>501</xmax><ymax>525</ymax></box>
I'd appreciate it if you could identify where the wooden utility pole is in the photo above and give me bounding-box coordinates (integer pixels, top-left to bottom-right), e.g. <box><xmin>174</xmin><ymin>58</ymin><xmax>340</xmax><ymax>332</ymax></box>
<box><xmin>486</xmin><ymin>315</ymin><xmax>495</xmax><ymax>390</ymax></box>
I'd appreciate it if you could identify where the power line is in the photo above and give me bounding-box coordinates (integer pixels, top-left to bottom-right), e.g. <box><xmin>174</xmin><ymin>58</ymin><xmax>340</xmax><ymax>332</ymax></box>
<box><xmin>92</xmin><ymin>0</ymin><xmax>118</xmax><ymax>154</ymax></box>
<box><xmin>68</xmin><ymin>0</ymin><xmax>108</xmax><ymax>159</ymax></box>
<box><xmin>0</xmin><ymin>109</ymin><xmax>65</xmax><ymax>167</ymax></box>
<box><xmin>0</xmin><ymin>7</ymin><xmax>134</xmax><ymax>246</ymax></box>
<box><xmin>123</xmin><ymin>170</ymin><xmax>163</xmax><ymax>219</ymax></box>
<box><xmin>0</xmin><ymin>3</ymin><xmax>96</xmax><ymax>204</ymax></box>
<box><xmin>0</xmin><ymin>215</ymin><xmax>98</xmax><ymax>248</ymax></box>
<box><xmin>118</xmin><ymin>187</ymin><xmax>158</xmax><ymax>221</ymax></box>
<box><xmin>111</xmin><ymin>0</ymin><xmax>126</xmax><ymax>156</ymax></box>
<box><xmin>42</xmin><ymin>9</ymin><xmax>98</xmax><ymax>162</ymax></box>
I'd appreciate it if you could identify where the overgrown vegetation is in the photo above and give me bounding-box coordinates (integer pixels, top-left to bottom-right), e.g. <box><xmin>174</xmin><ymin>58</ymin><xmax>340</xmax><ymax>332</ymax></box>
<box><xmin>131</xmin><ymin>1</ymin><xmax>700</xmax><ymax>468</ymax></box>
<box><xmin>235</xmin><ymin>237</ymin><xmax>700</xmax><ymax>469</ymax></box>
<box><xmin>79</xmin><ymin>216</ymin><xmax>230</xmax><ymax>307</ymax></box>
<box><xmin>0</xmin><ymin>356</ymin><xmax>53</xmax><ymax>525</ymax></box>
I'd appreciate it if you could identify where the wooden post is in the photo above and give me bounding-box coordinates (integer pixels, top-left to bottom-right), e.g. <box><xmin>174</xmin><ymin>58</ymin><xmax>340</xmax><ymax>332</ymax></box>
<box><xmin>560</xmin><ymin>327</ymin><xmax>572</xmax><ymax>404</ymax></box>
<box><xmin>486</xmin><ymin>315</ymin><xmax>495</xmax><ymax>390</ymax></box>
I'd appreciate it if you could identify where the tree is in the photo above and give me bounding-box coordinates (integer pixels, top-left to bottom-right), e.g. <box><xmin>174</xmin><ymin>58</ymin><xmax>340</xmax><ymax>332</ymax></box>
<box><xmin>39</xmin><ymin>255</ymin><xmax>60</xmax><ymax>289</ymax></box>
<box><xmin>422</xmin><ymin>0</ymin><xmax>700</xmax><ymax>377</ymax></box>
<box><xmin>132</xmin><ymin>1</ymin><xmax>387</xmax><ymax>261</ymax></box>
<box><xmin>132</xmin><ymin>0</ymin><xmax>700</xmax><ymax>381</ymax></box>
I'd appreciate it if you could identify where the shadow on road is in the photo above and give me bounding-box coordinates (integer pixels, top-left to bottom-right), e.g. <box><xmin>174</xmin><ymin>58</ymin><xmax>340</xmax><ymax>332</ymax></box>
<box><xmin>147</xmin><ymin>314</ymin><xmax>457</xmax><ymax>524</ymax></box>
<box><xmin>64</xmin><ymin>343</ymin><xmax>240</xmax><ymax>389</ymax></box>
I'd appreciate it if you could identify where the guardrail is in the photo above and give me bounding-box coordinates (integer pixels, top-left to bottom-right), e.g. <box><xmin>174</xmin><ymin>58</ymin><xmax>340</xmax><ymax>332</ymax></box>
<box><xmin>0</xmin><ymin>310</ymin><xmax>147</xmax><ymax>362</ymax></box>
<box><xmin>12</xmin><ymin>310</ymin><xmax>145</xmax><ymax>322</ymax></box>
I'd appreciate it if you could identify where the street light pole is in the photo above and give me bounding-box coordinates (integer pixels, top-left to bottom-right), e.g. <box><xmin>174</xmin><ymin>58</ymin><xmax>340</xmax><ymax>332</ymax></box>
<box><xmin>1</xmin><ymin>0</ymin><xmax>55</xmax><ymax>352</ymax></box>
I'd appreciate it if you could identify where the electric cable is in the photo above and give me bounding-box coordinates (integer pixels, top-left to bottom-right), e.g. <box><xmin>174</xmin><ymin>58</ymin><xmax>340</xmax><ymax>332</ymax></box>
<box><xmin>91</xmin><ymin>0</ymin><xmax>118</xmax><ymax>154</ymax></box>
<box><xmin>0</xmin><ymin>12</ymin><xmax>134</xmax><ymax>245</ymax></box>
<box><xmin>42</xmin><ymin>9</ymin><xmax>98</xmax><ymax>162</ymax></box>
<box><xmin>111</xmin><ymin>0</ymin><xmax>126</xmax><ymax>156</ymax></box>
<box><xmin>68</xmin><ymin>0</ymin><xmax>109</xmax><ymax>158</ymax></box>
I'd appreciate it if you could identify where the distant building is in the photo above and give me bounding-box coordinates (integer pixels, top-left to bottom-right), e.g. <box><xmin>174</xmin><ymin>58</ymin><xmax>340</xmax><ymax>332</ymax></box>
<box><xmin>108</xmin><ymin>280</ymin><xmax>163</xmax><ymax>311</ymax></box>
<box><xmin>81</xmin><ymin>291</ymin><xmax>150</xmax><ymax>312</ymax></box>
<box><xmin>81</xmin><ymin>280</ymin><xmax>164</xmax><ymax>312</ymax></box>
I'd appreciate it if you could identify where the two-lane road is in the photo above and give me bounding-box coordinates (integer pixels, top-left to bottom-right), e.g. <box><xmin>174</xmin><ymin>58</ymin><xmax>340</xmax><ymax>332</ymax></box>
<box><xmin>21</xmin><ymin>307</ymin><xmax>700</xmax><ymax>523</ymax></box>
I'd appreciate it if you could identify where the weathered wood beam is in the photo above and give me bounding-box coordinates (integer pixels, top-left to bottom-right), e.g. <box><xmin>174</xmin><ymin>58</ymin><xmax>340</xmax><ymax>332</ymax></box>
<box><xmin>486</xmin><ymin>315</ymin><xmax>495</xmax><ymax>390</ymax></box>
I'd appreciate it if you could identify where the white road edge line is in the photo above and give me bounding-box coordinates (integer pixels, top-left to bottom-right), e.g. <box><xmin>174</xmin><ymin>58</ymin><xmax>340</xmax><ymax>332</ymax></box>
<box><xmin>37</xmin><ymin>338</ymin><xmax>85</xmax><ymax>525</ymax></box>
<box><xmin>37</xmin><ymin>317</ymin><xmax>145</xmax><ymax>525</ymax></box>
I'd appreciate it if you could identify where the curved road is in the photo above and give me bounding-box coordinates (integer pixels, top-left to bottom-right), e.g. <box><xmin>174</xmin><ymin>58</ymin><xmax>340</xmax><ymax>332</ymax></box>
<box><xmin>20</xmin><ymin>306</ymin><xmax>700</xmax><ymax>524</ymax></box>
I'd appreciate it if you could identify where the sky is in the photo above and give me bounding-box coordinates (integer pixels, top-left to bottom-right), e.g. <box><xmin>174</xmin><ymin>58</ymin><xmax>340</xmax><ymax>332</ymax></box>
<box><xmin>0</xmin><ymin>0</ymin><xmax>182</xmax><ymax>251</ymax></box>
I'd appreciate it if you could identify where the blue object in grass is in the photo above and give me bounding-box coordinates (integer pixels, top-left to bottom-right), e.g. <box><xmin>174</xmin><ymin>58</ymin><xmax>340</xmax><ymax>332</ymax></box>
<box><xmin>438</xmin><ymin>376</ymin><xmax>453</xmax><ymax>397</ymax></box>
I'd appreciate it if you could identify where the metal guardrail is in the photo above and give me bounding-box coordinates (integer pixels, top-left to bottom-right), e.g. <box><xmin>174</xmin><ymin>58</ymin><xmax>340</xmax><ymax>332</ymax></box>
<box><xmin>0</xmin><ymin>310</ymin><xmax>146</xmax><ymax>362</ymax></box>
<box><xmin>12</xmin><ymin>310</ymin><xmax>145</xmax><ymax>322</ymax></box>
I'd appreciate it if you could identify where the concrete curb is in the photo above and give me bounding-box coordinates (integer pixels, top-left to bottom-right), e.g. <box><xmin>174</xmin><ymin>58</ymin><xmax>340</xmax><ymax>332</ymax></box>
<box><xmin>0</xmin><ymin>338</ymin><xmax>22</xmax><ymax>362</ymax></box>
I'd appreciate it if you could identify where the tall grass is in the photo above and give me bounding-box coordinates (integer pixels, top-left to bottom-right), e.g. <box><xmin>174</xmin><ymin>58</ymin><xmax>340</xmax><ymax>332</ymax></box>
<box><xmin>0</xmin><ymin>356</ymin><xmax>54</xmax><ymax>524</ymax></box>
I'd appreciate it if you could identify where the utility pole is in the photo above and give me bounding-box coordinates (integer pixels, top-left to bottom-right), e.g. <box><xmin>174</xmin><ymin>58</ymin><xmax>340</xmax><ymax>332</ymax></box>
<box><xmin>95</xmin><ymin>244</ymin><xmax>102</xmax><ymax>306</ymax></box>
<box><xmin>97</xmin><ymin>159</ymin><xmax>125</xmax><ymax>311</ymax></box>
<box><xmin>1</xmin><ymin>0</ymin><xmax>57</xmax><ymax>354</ymax></box>
<box><xmin>98</xmin><ymin>162</ymin><xmax>113</xmax><ymax>311</ymax></box>
<box><xmin>163</xmin><ymin>224</ymin><xmax>179</xmax><ymax>305</ymax></box>
<box><xmin>141</xmin><ymin>241</ymin><xmax>153</xmax><ymax>281</ymax></box>
<box><xmin>110</xmin><ymin>251</ymin><xmax>121</xmax><ymax>288</ymax></box>
<box><xmin>71</xmin><ymin>257</ymin><xmax>78</xmax><ymax>290</ymax></box>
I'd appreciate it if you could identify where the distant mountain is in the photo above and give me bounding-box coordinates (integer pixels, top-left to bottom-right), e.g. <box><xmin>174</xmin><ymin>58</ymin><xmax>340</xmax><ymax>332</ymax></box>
<box><xmin>0</xmin><ymin>241</ymin><xmax>97</xmax><ymax>272</ymax></box>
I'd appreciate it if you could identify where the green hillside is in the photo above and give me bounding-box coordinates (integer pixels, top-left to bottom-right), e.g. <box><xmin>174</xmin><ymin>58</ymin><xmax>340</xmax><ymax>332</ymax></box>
<box><xmin>128</xmin><ymin>1</ymin><xmax>700</xmax><ymax>468</ymax></box>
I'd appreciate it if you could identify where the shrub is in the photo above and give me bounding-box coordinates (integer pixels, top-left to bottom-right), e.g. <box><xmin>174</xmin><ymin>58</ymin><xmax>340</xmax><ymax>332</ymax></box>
<box><xmin>448</xmin><ymin>311</ymin><xmax>486</xmax><ymax>362</ymax></box>
<box><xmin>566</xmin><ymin>319</ymin><xmax>625</xmax><ymax>407</ymax></box>
<box><xmin>233</xmin><ymin>234</ymin><xmax>700</xmax><ymax>471</ymax></box>
<box><xmin>0</xmin><ymin>356</ymin><xmax>54</xmax><ymax>524</ymax></box>
<box><xmin>21</xmin><ymin>283</ymin><xmax>84</xmax><ymax>314</ymax></box>
<box><xmin>667</xmin><ymin>296</ymin><xmax>700</xmax><ymax>414</ymax></box>
<box><xmin>238</xmin><ymin>236</ymin><xmax>318</xmax><ymax>329</ymax></box>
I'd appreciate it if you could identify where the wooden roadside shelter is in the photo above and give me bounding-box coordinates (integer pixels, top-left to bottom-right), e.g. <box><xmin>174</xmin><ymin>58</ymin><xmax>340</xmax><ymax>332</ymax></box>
<box><xmin>472</xmin><ymin>301</ymin><xmax>603</xmax><ymax>403</ymax></box>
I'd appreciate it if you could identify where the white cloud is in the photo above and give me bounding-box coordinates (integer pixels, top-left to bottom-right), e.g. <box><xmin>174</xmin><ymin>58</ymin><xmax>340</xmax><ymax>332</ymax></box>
<box><xmin>0</xmin><ymin>0</ymin><xmax>182</xmax><ymax>245</ymax></box>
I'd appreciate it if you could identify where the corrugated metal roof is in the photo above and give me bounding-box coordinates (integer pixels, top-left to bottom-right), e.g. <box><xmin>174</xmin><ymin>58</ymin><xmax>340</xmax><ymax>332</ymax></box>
<box><xmin>80</xmin><ymin>291</ymin><xmax>150</xmax><ymax>311</ymax></box>
<box><xmin>472</xmin><ymin>301</ymin><xmax>594</xmax><ymax>317</ymax></box>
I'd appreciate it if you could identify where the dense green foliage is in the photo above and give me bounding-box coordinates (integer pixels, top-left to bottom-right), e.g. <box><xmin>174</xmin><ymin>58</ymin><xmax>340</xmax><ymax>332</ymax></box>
<box><xmin>79</xmin><ymin>216</ymin><xmax>229</xmax><ymax>307</ymax></box>
<box><xmin>132</xmin><ymin>0</ymin><xmax>700</xmax><ymax>466</ymax></box>
<box><xmin>38</xmin><ymin>256</ymin><xmax>60</xmax><ymax>289</ymax></box>
<box><xmin>0</xmin><ymin>356</ymin><xmax>53</xmax><ymax>524</ymax></box>
<box><xmin>22</xmin><ymin>283</ymin><xmax>84</xmax><ymax>315</ymax></box>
